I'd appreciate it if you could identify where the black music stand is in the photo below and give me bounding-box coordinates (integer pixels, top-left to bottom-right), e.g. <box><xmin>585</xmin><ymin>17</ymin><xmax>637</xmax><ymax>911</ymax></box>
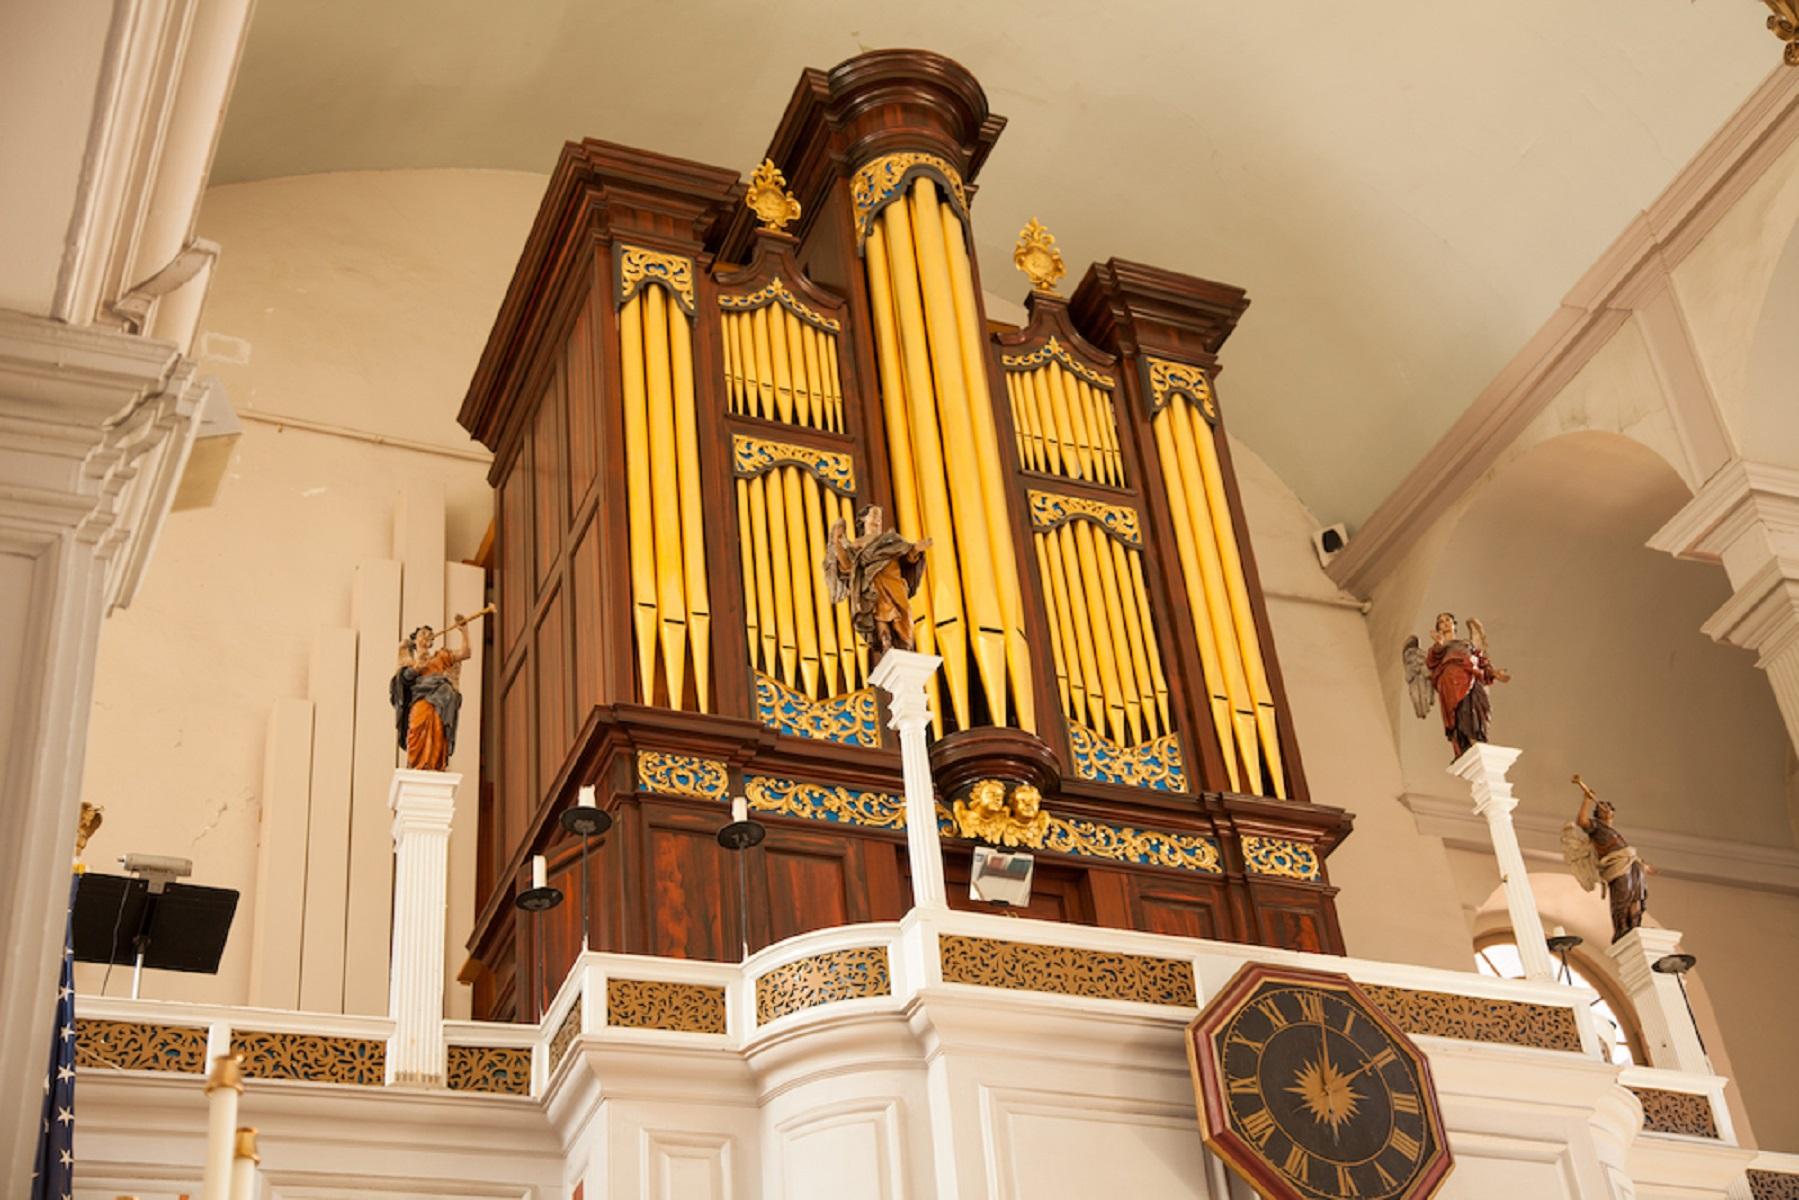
<box><xmin>72</xmin><ymin>873</ymin><xmax>238</xmax><ymax>998</ymax></box>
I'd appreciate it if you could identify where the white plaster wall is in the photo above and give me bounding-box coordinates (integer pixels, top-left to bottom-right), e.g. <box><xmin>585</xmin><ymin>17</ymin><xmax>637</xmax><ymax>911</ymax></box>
<box><xmin>75</xmin><ymin>169</ymin><xmax>546</xmax><ymax>1005</ymax></box>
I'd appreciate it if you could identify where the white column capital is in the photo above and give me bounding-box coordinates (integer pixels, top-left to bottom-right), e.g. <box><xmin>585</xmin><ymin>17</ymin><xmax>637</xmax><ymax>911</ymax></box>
<box><xmin>389</xmin><ymin>768</ymin><xmax>459</xmax><ymax>838</ymax></box>
<box><xmin>870</xmin><ymin>649</ymin><xmax>944</xmax><ymax>730</ymax></box>
<box><xmin>1607</xmin><ymin>926</ymin><xmax>1710</xmax><ymax>1074</ymax></box>
<box><xmin>1448</xmin><ymin>742</ymin><xmax>1523</xmax><ymax>817</ymax></box>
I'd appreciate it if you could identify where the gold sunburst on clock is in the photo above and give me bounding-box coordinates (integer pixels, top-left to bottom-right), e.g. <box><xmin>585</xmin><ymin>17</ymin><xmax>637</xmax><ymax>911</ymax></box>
<box><xmin>1187</xmin><ymin>963</ymin><xmax>1454</xmax><ymax>1200</ymax></box>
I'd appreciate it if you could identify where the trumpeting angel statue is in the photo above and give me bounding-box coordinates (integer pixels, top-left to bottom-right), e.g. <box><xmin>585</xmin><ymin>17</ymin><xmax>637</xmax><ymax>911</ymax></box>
<box><xmin>1403</xmin><ymin>611</ymin><xmax>1510</xmax><ymax>759</ymax></box>
<box><xmin>1560</xmin><ymin>774</ymin><xmax>1653</xmax><ymax>942</ymax></box>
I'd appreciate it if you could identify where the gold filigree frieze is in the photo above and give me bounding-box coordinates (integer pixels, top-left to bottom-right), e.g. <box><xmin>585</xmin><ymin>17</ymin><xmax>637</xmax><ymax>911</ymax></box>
<box><xmin>75</xmin><ymin>1019</ymin><xmax>207</xmax><ymax>1074</ymax></box>
<box><xmin>730</xmin><ymin>434</ymin><xmax>856</xmax><ymax>495</ymax></box>
<box><xmin>755</xmin><ymin>946</ymin><xmax>891</xmax><ymax>1024</ymax></box>
<box><xmin>1630</xmin><ymin>1086</ymin><xmax>1720</xmax><ymax>1138</ymax></box>
<box><xmin>636</xmin><ymin>751</ymin><xmax>729</xmax><ymax>800</ymax></box>
<box><xmin>550</xmin><ymin>996</ymin><xmax>583</xmax><ymax>1071</ymax></box>
<box><xmin>935</xmin><ymin>798</ymin><xmax>1219</xmax><ymax>872</ymax></box>
<box><xmin>1750</xmin><ymin>1169</ymin><xmax>1799</xmax><ymax>1199</ymax></box>
<box><xmin>1027</xmin><ymin>489</ymin><xmax>1142</xmax><ymax>546</ymax></box>
<box><xmin>607</xmin><ymin>978</ymin><xmax>729</xmax><ymax>1034</ymax></box>
<box><xmin>231</xmin><ymin>1030</ymin><xmax>384</xmax><ymax>1086</ymax></box>
<box><xmin>939</xmin><ymin>934</ymin><xmax>1197</xmax><ymax>1006</ymax></box>
<box><xmin>745</xmin><ymin>159</ymin><xmax>802</xmax><ymax>231</ymax></box>
<box><xmin>1361</xmin><ymin>983</ymin><xmax>1583</xmax><ymax>1053</ymax></box>
<box><xmin>746</xmin><ymin>773</ymin><xmax>903</xmax><ymax>830</ymax></box>
<box><xmin>718</xmin><ymin>276</ymin><xmax>841</xmax><ymax>332</ymax></box>
<box><xmin>445</xmin><ymin>1045</ymin><xmax>531</xmax><ymax>1095</ymax></box>
<box><xmin>1145</xmin><ymin>355</ymin><xmax>1218</xmax><ymax>421</ymax></box>
<box><xmin>617</xmin><ymin>244</ymin><xmax>696</xmax><ymax>312</ymax></box>
<box><xmin>1012</xmin><ymin>218</ymin><xmax>1066</xmax><ymax>294</ymax></box>
<box><xmin>1241</xmin><ymin>834</ymin><xmax>1322</xmax><ymax>881</ymax></box>
<box><xmin>850</xmin><ymin>152</ymin><xmax>969</xmax><ymax>249</ymax></box>
<box><xmin>1067</xmin><ymin>723</ymin><xmax>1189</xmax><ymax>793</ymax></box>
<box><xmin>1001</xmin><ymin>336</ymin><xmax>1116</xmax><ymax>390</ymax></box>
<box><xmin>754</xmin><ymin>673</ymin><xmax>880</xmax><ymax>747</ymax></box>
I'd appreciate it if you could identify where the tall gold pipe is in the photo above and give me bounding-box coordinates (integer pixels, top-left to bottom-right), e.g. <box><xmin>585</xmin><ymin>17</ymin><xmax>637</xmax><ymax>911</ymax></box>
<box><xmin>1040</xmin><ymin>525</ymin><xmax>1089</xmax><ymax>724</ymax></box>
<box><xmin>736</xmin><ymin>477</ymin><xmax>759</xmax><ymax>673</ymax></box>
<box><xmin>1030</xmin><ymin>367</ymin><xmax>1068</xmax><ymax>478</ymax></box>
<box><xmin>620</xmin><ymin>294</ymin><xmax>658</xmax><ymax>704</ymax></box>
<box><xmin>874</xmin><ymin>203</ymin><xmax>971</xmax><ymax>728</ymax></box>
<box><xmin>748</xmin><ymin>473</ymin><xmax>777</xmax><ymax>674</ymax></box>
<box><xmin>1097</xmin><ymin>384</ymin><xmax>1125</xmax><ymax>485</ymax></box>
<box><xmin>1018</xmin><ymin>373</ymin><xmax>1046</xmax><ymax>471</ymax></box>
<box><xmin>781</xmin><ymin>466</ymin><xmax>821</xmax><ymax>698</ymax></box>
<box><xmin>749</xmin><ymin>305</ymin><xmax>775</xmax><ymax>422</ymax></box>
<box><xmin>798</xmin><ymin>322</ymin><xmax>824</xmax><ymax>431</ymax></box>
<box><xmin>1005</xmin><ymin>374</ymin><xmax>1030</xmax><ymax>469</ymax></box>
<box><xmin>823</xmin><ymin>333</ymin><xmax>845</xmax><ymax>432</ymax></box>
<box><xmin>938</xmin><ymin>194</ymin><xmax>1032</xmax><ymax>731</ymax></box>
<box><xmin>905</xmin><ymin>185</ymin><xmax>1005</xmax><ymax>725</ymax></box>
<box><xmin>721</xmin><ymin>312</ymin><xmax>741</xmax><ymax>414</ymax></box>
<box><xmin>1128</xmin><ymin>552</ymin><xmax>1171</xmax><ymax>730</ymax></box>
<box><xmin>798</xmin><ymin>467</ymin><xmax>838</xmax><ymax>694</ymax></box>
<box><xmin>1111</xmin><ymin>539</ymin><xmax>1157</xmax><ymax>739</ymax></box>
<box><xmin>1167</xmin><ymin>399</ymin><xmax>1260</xmax><ymax>792</ymax></box>
<box><xmin>1152</xmin><ymin>412</ymin><xmax>1238</xmax><ymax>789</ymax></box>
<box><xmin>1065</xmin><ymin>522</ymin><xmax>1124</xmax><ymax>742</ymax></box>
<box><xmin>1188</xmin><ymin>410</ymin><xmax>1285</xmax><ymax>797</ymax></box>
<box><xmin>790</xmin><ymin>312</ymin><xmax>818</xmax><ymax>429</ymax></box>
<box><xmin>1079</xmin><ymin>380</ymin><xmax>1114</xmax><ymax>485</ymax></box>
<box><xmin>763</xmin><ymin>462</ymin><xmax>798</xmax><ymax>687</ymax></box>
<box><xmin>643</xmin><ymin>287</ymin><xmax>688</xmax><ymax>708</ymax></box>
<box><xmin>1085</xmin><ymin>519</ymin><xmax>1142</xmax><ymax>743</ymax></box>
<box><xmin>1049</xmin><ymin>363</ymin><xmax>1094</xmax><ymax>483</ymax></box>
<box><xmin>1033</xmin><ymin>533</ymin><xmax>1070</xmax><ymax>716</ymax></box>
<box><xmin>737</xmin><ymin>312</ymin><xmax>764</xmax><ymax>420</ymax></box>
<box><xmin>670</xmin><ymin>304</ymin><xmax>709</xmax><ymax>711</ymax></box>
<box><xmin>764</xmin><ymin>304</ymin><xmax>793</xmax><ymax>425</ymax></box>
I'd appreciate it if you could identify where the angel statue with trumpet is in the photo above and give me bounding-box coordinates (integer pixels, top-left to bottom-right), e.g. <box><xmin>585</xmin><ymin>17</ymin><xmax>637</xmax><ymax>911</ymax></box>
<box><xmin>390</xmin><ymin>603</ymin><xmax>494</xmax><ymax>771</ymax></box>
<box><xmin>1403</xmin><ymin>611</ymin><xmax>1511</xmax><ymax>759</ymax></box>
<box><xmin>1561</xmin><ymin>775</ymin><xmax>1654</xmax><ymax>942</ymax></box>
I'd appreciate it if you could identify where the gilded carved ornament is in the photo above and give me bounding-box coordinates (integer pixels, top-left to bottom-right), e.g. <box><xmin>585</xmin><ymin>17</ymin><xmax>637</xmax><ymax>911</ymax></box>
<box><xmin>753</xmin><ymin>672</ymin><xmax>880</xmax><ymax>747</ymax></box>
<box><xmin>718</xmin><ymin>276</ymin><xmax>841</xmax><ymax>331</ymax></box>
<box><xmin>1012</xmin><ymin>218</ymin><xmax>1066</xmax><ymax>294</ymax></box>
<box><xmin>1067</xmin><ymin>723</ymin><xmax>1189</xmax><ymax>792</ymax></box>
<box><xmin>1240</xmin><ymin>834</ymin><xmax>1322</xmax><ymax>881</ymax></box>
<box><xmin>850</xmin><ymin>151</ymin><xmax>970</xmax><ymax>249</ymax></box>
<box><xmin>636</xmin><ymin>751</ymin><xmax>730</xmax><ymax>800</ymax></box>
<box><xmin>1001</xmin><ymin>336</ymin><xmax>1115</xmax><ymax>390</ymax></box>
<box><xmin>731</xmin><ymin>433</ymin><xmax>856</xmax><ymax>495</ymax></box>
<box><xmin>1027</xmin><ymin>488</ymin><xmax>1143</xmax><ymax>546</ymax></box>
<box><xmin>1145</xmin><ymin>355</ymin><xmax>1218</xmax><ymax>422</ymax></box>
<box><xmin>950</xmin><ymin>779</ymin><xmax>1051</xmax><ymax>848</ymax></box>
<box><xmin>616</xmin><ymin>244</ymin><xmax>697</xmax><ymax>312</ymax></box>
<box><xmin>1764</xmin><ymin>0</ymin><xmax>1799</xmax><ymax>65</ymax></box>
<box><xmin>745</xmin><ymin>159</ymin><xmax>802</xmax><ymax>232</ymax></box>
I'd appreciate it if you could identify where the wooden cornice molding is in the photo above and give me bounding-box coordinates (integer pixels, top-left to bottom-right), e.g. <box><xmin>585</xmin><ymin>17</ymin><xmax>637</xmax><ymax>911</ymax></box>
<box><xmin>1069</xmin><ymin>258</ymin><xmax>1250</xmax><ymax>366</ymax></box>
<box><xmin>1327</xmin><ymin>64</ymin><xmax>1799</xmax><ymax>598</ymax></box>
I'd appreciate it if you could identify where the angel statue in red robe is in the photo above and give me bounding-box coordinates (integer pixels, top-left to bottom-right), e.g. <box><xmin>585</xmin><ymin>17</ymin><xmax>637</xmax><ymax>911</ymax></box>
<box><xmin>1403</xmin><ymin>611</ymin><xmax>1511</xmax><ymax>759</ymax></box>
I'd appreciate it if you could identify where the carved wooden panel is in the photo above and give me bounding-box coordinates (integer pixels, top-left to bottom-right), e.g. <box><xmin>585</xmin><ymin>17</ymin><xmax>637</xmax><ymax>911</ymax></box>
<box><xmin>535</xmin><ymin>585</ymin><xmax>568</xmax><ymax>790</ymax></box>
<box><xmin>499</xmin><ymin>451</ymin><xmax>530</xmax><ymax>656</ymax></box>
<box><xmin>565</xmin><ymin>301</ymin><xmax>600</xmax><ymax>513</ymax></box>
<box><xmin>571</xmin><ymin>519</ymin><xmax>604</xmax><ymax>720</ymax></box>
<box><xmin>643</xmin><ymin>805</ymin><xmax>737</xmax><ymax>961</ymax></box>
<box><xmin>1134</xmin><ymin>882</ymin><xmax>1225</xmax><ymax>941</ymax></box>
<box><xmin>231</xmin><ymin>1030</ymin><xmax>384</xmax><ymax>1086</ymax></box>
<box><xmin>759</xmin><ymin>837</ymin><xmax>852</xmax><ymax>949</ymax></box>
<box><xmin>1630</xmin><ymin>1086</ymin><xmax>1719</xmax><ymax>1138</ymax></box>
<box><xmin>531</xmin><ymin>370</ymin><xmax>564</xmax><ymax>589</ymax></box>
<box><xmin>446</xmin><ymin>1045</ymin><xmax>531</xmax><ymax>1095</ymax></box>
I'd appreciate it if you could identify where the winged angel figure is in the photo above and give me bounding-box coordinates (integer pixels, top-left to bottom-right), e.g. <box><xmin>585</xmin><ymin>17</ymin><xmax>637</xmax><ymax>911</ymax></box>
<box><xmin>1560</xmin><ymin>775</ymin><xmax>1651</xmax><ymax>942</ymax></box>
<box><xmin>1403</xmin><ymin>612</ymin><xmax>1510</xmax><ymax>759</ymax></box>
<box><xmin>822</xmin><ymin>506</ymin><xmax>930</xmax><ymax>653</ymax></box>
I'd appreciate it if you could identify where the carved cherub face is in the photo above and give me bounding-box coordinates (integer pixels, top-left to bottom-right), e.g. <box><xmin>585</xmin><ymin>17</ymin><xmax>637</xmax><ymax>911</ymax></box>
<box><xmin>968</xmin><ymin>779</ymin><xmax>1006</xmax><ymax>813</ymax></box>
<box><xmin>1011</xmin><ymin>784</ymin><xmax>1041</xmax><ymax>819</ymax></box>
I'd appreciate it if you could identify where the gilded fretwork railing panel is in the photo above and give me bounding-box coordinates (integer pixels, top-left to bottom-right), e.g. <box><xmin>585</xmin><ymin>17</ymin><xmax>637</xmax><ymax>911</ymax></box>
<box><xmin>719</xmin><ymin>278</ymin><xmax>846</xmax><ymax>433</ymax></box>
<box><xmin>856</xmin><ymin>154</ymin><xmax>1032</xmax><ymax>734</ymax></box>
<box><xmin>617</xmin><ymin>244</ymin><xmax>712</xmax><ymax>712</ymax></box>
<box><xmin>1027</xmin><ymin>488</ymin><xmax>1182</xmax><ymax>789</ymax></box>
<box><xmin>1002</xmin><ymin>339</ymin><xmax>1125</xmax><ymax>488</ymax></box>
<box><xmin>1144</xmin><ymin>355</ymin><xmax>1284</xmax><ymax>798</ymax></box>
<box><xmin>730</xmin><ymin>435</ymin><xmax>875</xmax><ymax>738</ymax></box>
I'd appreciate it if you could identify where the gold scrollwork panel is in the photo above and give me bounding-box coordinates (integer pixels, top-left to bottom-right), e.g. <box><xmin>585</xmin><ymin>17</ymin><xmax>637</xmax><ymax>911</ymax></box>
<box><xmin>636</xmin><ymin>751</ymin><xmax>729</xmax><ymax>800</ymax></box>
<box><xmin>75</xmin><ymin>1019</ymin><xmax>207</xmax><ymax>1074</ymax></box>
<box><xmin>446</xmin><ymin>1045</ymin><xmax>531</xmax><ymax>1095</ymax></box>
<box><xmin>607</xmin><ymin>978</ymin><xmax>729</xmax><ymax>1034</ymax></box>
<box><xmin>720</xmin><ymin>280</ymin><xmax>845</xmax><ymax>432</ymax></box>
<box><xmin>755</xmin><ymin>947</ymin><xmax>892</xmax><ymax>1024</ymax></box>
<box><xmin>1360</xmin><ymin>984</ymin><xmax>1583</xmax><ymax>1052</ymax></box>
<box><xmin>938</xmin><ymin>934</ymin><xmax>1196</xmax><ymax>1006</ymax></box>
<box><xmin>231</xmin><ymin>1030</ymin><xmax>385</xmax><ymax>1086</ymax></box>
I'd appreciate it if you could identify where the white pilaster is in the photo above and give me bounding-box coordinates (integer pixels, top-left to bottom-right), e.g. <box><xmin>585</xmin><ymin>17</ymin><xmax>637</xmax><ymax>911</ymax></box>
<box><xmin>1608</xmin><ymin>926</ymin><xmax>1710</xmax><ymax>1075</ymax></box>
<box><xmin>386</xmin><ymin>769</ymin><xmax>459</xmax><ymax>1086</ymax></box>
<box><xmin>870</xmin><ymin>650</ymin><xmax>947</xmax><ymax>910</ymax></box>
<box><xmin>1449</xmin><ymin>743</ymin><xmax>1555</xmax><ymax>981</ymax></box>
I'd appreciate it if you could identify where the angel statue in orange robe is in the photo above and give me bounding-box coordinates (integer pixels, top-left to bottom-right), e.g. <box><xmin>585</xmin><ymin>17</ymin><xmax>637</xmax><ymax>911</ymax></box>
<box><xmin>822</xmin><ymin>506</ymin><xmax>930</xmax><ymax>653</ymax></box>
<box><xmin>1403</xmin><ymin>611</ymin><xmax>1511</xmax><ymax>759</ymax></box>
<box><xmin>391</xmin><ymin>616</ymin><xmax>475</xmax><ymax>771</ymax></box>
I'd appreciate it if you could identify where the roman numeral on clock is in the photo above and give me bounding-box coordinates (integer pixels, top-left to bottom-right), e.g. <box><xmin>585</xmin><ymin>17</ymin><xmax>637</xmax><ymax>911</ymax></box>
<box><xmin>1336</xmin><ymin>1164</ymin><xmax>1361</xmax><ymax>1197</ymax></box>
<box><xmin>1282</xmin><ymin>1143</ymin><xmax>1310</xmax><ymax>1179</ymax></box>
<box><xmin>1228</xmin><ymin>1077</ymin><xmax>1260</xmax><ymax>1095</ymax></box>
<box><xmin>1240</xmin><ymin>1107</ymin><xmax>1277</xmax><ymax>1147</ymax></box>
<box><xmin>1255</xmin><ymin>997</ymin><xmax>1290</xmax><ymax>1029</ymax></box>
<box><xmin>1392</xmin><ymin>1091</ymin><xmax>1421</xmax><ymax>1115</ymax></box>
<box><xmin>1389</xmin><ymin>1128</ymin><xmax>1422</xmax><ymax>1160</ymax></box>
<box><xmin>1372</xmin><ymin>1161</ymin><xmax>1398</xmax><ymax>1189</ymax></box>
<box><xmin>1296</xmin><ymin>992</ymin><xmax>1325</xmax><ymax>1024</ymax></box>
<box><xmin>1367</xmin><ymin>1046</ymin><xmax>1398</xmax><ymax>1072</ymax></box>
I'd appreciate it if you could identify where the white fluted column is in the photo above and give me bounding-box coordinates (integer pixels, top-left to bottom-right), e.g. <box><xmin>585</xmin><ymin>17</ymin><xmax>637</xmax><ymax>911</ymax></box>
<box><xmin>1449</xmin><ymin>743</ymin><xmax>1554</xmax><ymax>981</ymax></box>
<box><xmin>1609</xmin><ymin>926</ymin><xmax>1710</xmax><ymax>1074</ymax></box>
<box><xmin>870</xmin><ymin>650</ymin><xmax>947</xmax><ymax>910</ymax></box>
<box><xmin>386</xmin><ymin>769</ymin><xmax>458</xmax><ymax>1085</ymax></box>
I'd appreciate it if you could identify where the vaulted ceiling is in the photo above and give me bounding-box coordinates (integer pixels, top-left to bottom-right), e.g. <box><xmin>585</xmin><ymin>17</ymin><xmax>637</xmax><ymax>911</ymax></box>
<box><xmin>210</xmin><ymin>0</ymin><xmax>1778</xmax><ymax>526</ymax></box>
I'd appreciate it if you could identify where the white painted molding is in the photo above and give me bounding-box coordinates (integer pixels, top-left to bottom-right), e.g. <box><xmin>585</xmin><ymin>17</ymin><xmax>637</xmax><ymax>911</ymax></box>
<box><xmin>1328</xmin><ymin>65</ymin><xmax>1799</xmax><ymax>596</ymax></box>
<box><xmin>1401</xmin><ymin>791</ymin><xmax>1799</xmax><ymax>896</ymax></box>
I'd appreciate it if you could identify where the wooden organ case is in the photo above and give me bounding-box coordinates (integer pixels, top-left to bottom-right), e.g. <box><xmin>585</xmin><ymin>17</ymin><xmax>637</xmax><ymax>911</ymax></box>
<box><xmin>458</xmin><ymin>50</ymin><xmax>1353</xmax><ymax>1022</ymax></box>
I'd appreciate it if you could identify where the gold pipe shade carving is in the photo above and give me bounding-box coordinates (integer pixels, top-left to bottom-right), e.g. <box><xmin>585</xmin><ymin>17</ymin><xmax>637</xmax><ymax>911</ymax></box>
<box><xmin>619</xmin><ymin>245</ymin><xmax>711</xmax><ymax>712</ymax></box>
<box><xmin>861</xmin><ymin>170</ymin><xmax>1033</xmax><ymax>734</ymax></box>
<box><xmin>720</xmin><ymin>280</ymin><xmax>846</xmax><ymax>432</ymax></box>
<box><xmin>1004</xmin><ymin>340</ymin><xmax>1125</xmax><ymax>488</ymax></box>
<box><xmin>1144</xmin><ymin>354</ymin><xmax>1284</xmax><ymax>798</ymax></box>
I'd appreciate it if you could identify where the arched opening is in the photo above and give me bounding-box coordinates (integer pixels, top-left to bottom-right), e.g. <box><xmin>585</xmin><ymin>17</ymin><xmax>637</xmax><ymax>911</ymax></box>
<box><xmin>1473</xmin><ymin>931</ymin><xmax>1645</xmax><ymax>1066</ymax></box>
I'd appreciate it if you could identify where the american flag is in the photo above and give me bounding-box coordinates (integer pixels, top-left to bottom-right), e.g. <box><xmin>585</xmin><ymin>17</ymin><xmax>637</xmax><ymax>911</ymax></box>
<box><xmin>30</xmin><ymin>874</ymin><xmax>77</xmax><ymax>1200</ymax></box>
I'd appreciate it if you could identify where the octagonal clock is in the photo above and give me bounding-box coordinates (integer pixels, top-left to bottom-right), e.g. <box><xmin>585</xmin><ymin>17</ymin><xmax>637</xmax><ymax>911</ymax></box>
<box><xmin>1186</xmin><ymin>963</ymin><xmax>1453</xmax><ymax>1200</ymax></box>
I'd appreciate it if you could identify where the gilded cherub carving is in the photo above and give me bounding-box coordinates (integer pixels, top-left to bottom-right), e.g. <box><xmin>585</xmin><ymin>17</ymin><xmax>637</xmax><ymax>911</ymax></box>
<box><xmin>950</xmin><ymin>779</ymin><xmax>1050</xmax><ymax>849</ymax></box>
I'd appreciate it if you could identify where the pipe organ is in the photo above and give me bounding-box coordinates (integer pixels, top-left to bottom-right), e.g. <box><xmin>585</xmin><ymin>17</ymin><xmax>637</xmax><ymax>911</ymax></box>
<box><xmin>458</xmin><ymin>50</ymin><xmax>1351</xmax><ymax>1021</ymax></box>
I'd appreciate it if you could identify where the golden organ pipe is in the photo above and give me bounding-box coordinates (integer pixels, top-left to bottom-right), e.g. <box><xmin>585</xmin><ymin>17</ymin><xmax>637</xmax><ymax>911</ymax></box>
<box><xmin>620</xmin><ymin>293</ymin><xmax>660</xmax><ymax>705</ymax></box>
<box><xmin>1188</xmin><ymin>407</ymin><xmax>1286</xmax><ymax>797</ymax></box>
<box><xmin>939</xmin><ymin>194</ymin><xmax>1032</xmax><ymax>731</ymax></box>
<box><xmin>800</xmin><ymin>474</ymin><xmax>840</xmax><ymax>696</ymax></box>
<box><xmin>1085</xmin><ymin>518</ymin><xmax>1142</xmax><ymax>743</ymax></box>
<box><xmin>1015</xmin><ymin>373</ymin><xmax>1044</xmax><ymax>471</ymax></box>
<box><xmin>873</xmin><ymin>203</ymin><xmax>971</xmax><ymax>729</ymax></box>
<box><xmin>832</xmin><ymin>492</ymin><xmax>860</xmax><ymax>688</ymax></box>
<box><xmin>1030</xmin><ymin>367</ymin><xmax>1066</xmax><ymax>477</ymax></box>
<box><xmin>643</xmin><ymin>287</ymin><xmax>689</xmax><ymax>708</ymax></box>
<box><xmin>739</xmin><ymin>312</ymin><xmax>765</xmax><ymax>420</ymax></box>
<box><xmin>789</xmin><ymin>313</ymin><xmax>816</xmax><ymax>429</ymax></box>
<box><xmin>764</xmin><ymin>461</ymin><xmax>798</xmax><ymax>688</ymax></box>
<box><xmin>1064</xmin><ymin>522</ymin><xmax>1123</xmax><ymax>742</ymax></box>
<box><xmin>1005</xmin><ymin>374</ymin><xmax>1029</xmax><ymax>469</ymax></box>
<box><xmin>904</xmin><ymin>183</ymin><xmax>1005</xmax><ymax>725</ymax></box>
<box><xmin>670</xmin><ymin>304</ymin><xmax>708</xmax><ymax>712</ymax></box>
<box><xmin>721</xmin><ymin>313</ymin><xmax>740</xmax><ymax>414</ymax></box>
<box><xmin>1129</xmin><ymin>552</ymin><xmax>1171</xmax><ymax>729</ymax></box>
<box><xmin>1040</xmin><ymin>525</ymin><xmax>1089</xmax><ymax>724</ymax></box>
<box><xmin>748</xmin><ymin>473</ymin><xmax>777</xmax><ymax>675</ymax></box>
<box><xmin>736</xmin><ymin>477</ymin><xmax>759</xmax><ymax>671</ymax></box>
<box><xmin>1151</xmin><ymin>409</ymin><xmax>1239</xmax><ymax>789</ymax></box>
<box><xmin>1033</xmin><ymin>534</ymin><xmax>1069</xmax><ymax>715</ymax></box>
<box><xmin>823</xmin><ymin>333</ymin><xmax>844</xmax><ymax>432</ymax></box>
<box><xmin>749</xmin><ymin>305</ymin><xmax>775</xmax><ymax>421</ymax></box>
<box><xmin>783</xmin><ymin>468</ymin><xmax>822</xmax><ymax>697</ymax></box>
<box><xmin>763</xmin><ymin>304</ymin><xmax>792</xmax><ymax>425</ymax></box>
<box><xmin>1048</xmin><ymin>363</ymin><xmax>1092</xmax><ymax>483</ymax></box>
<box><xmin>799</xmin><ymin>323</ymin><xmax>824</xmax><ymax>430</ymax></box>
<box><xmin>1111</xmin><ymin>539</ymin><xmax>1157</xmax><ymax>739</ymax></box>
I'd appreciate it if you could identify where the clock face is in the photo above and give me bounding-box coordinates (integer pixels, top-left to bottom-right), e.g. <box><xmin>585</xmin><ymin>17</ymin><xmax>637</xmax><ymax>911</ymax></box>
<box><xmin>1189</xmin><ymin>966</ymin><xmax>1452</xmax><ymax>1200</ymax></box>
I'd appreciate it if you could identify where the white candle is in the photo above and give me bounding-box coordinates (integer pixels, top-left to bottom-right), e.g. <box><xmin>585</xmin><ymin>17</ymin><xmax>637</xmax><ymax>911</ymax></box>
<box><xmin>1552</xmin><ymin>925</ymin><xmax>1567</xmax><ymax>938</ymax></box>
<box><xmin>732</xmin><ymin>796</ymin><xmax>748</xmax><ymax>824</ymax></box>
<box><xmin>200</xmin><ymin>1055</ymin><xmax>242</xmax><ymax>1200</ymax></box>
<box><xmin>532</xmin><ymin>854</ymin><xmax>547</xmax><ymax>890</ymax></box>
<box><xmin>229</xmin><ymin>1127</ymin><xmax>259</xmax><ymax>1200</ymax></box>
<box><xmin>578</xmin><ymin>784</ymin><xmax>597</xmax><ymax>806</ymax></box>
